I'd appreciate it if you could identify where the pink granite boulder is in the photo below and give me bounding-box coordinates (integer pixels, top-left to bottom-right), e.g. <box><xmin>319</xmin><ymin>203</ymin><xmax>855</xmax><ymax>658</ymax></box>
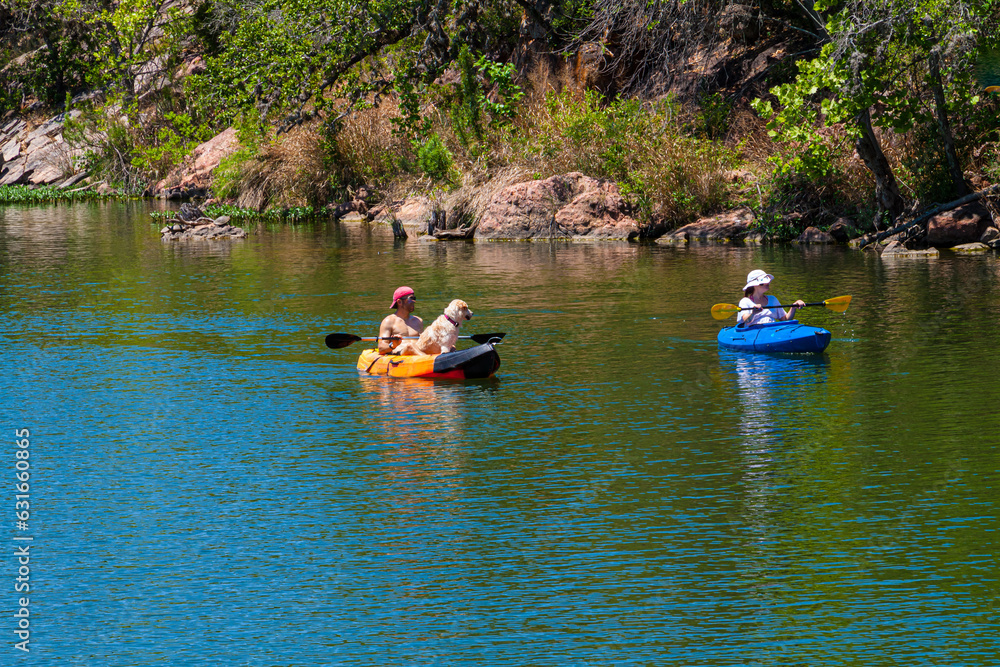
<box><xmin>476</xmin><ymin>172</ymin><xmax>639</xmax><ymax>239</ymax></box>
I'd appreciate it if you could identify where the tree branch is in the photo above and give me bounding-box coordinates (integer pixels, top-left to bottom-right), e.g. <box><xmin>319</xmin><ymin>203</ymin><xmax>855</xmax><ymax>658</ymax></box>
<box><xmin>859</xmin><ymin>184</ymin><xmax>1000</xmax><ymax>249</ymax></box>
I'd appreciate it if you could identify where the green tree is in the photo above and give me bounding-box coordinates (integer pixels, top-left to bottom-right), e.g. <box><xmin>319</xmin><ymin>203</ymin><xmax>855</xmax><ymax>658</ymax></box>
<box><xmin>2</xmin><ymin>0</ymin><xmax>192</xmax><ymax>103</ymax></box>
<box><xmin>0</xmin><ymin>0</ymin><xmax>90</xmax><ymax>105</ymax></box>
<box><xmin>755</xmin><ymin>0</ymin><xmax>1000</xmax><ymax>223</ymax></box>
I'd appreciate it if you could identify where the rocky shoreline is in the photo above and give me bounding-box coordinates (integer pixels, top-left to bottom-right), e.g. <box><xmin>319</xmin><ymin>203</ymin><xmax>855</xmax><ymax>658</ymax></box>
<box><xmin>1</xmin><ymin>111</ymin><xmax>89</xmax><ymax>189</ymax></box>
<box><xmin>4</xmin><ymin>112</ymin><xmax>998</xmax><ymax>253</ymax></box>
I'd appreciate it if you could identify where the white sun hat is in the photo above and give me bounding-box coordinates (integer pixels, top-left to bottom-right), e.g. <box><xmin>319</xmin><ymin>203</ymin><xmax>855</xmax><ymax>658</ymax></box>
<box><xmin>743</xmin><ymin>269</ymin><xmax>774</xmax><ymax>291</ymax></box>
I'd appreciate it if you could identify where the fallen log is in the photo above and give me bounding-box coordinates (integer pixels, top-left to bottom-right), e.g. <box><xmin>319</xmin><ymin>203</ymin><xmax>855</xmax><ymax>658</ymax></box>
<box><xmin>859</xmin><ymin>184</ymin><xmax>1000</xmax><ymax>249</ymax></box>
<box><xmin>432</xmin><ymin>225</ymin><xmax>475</xmax><ymax>240</ymax></box>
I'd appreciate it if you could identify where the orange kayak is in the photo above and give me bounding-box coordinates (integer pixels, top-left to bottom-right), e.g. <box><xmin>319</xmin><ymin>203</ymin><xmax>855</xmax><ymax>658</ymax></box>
<box><xmin>356</xmin><ymin>342</ymin><xmax>501</xmax><ymax>379</ymax></box>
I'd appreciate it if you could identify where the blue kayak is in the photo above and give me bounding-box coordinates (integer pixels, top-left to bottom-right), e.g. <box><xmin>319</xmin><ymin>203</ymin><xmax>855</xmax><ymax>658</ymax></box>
<box><xmin>718</xmin><ymin>320</ymin><xmax>831</xmax><ymax>353</ymax></box>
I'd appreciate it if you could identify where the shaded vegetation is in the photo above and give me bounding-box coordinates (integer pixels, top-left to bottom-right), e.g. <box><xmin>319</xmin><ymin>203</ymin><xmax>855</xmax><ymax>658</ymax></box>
<box><xmin>2</xmin><ymin>0</ymin><xmax>998</xmax><ymax>236</ymax></box>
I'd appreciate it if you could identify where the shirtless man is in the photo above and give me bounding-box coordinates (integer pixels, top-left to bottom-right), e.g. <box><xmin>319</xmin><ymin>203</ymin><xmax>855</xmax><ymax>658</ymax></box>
<box><xmin>378</xmin><ymin>286</ymin><xmax>423</xmax><ymax>354</ymax></box>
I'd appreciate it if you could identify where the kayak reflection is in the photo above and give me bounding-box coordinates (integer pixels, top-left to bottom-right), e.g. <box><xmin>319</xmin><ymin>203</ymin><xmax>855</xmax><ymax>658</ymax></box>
<box><xmin>349</xmin><ymin>375</ymin><xmax>499</xmax><ymax>575</ymax></box>
<box><xmin>721</xmin><ymin>351</ymin><xmax>833</xmax><ymax>576</ymax></box>
<box><xmin>355</xmin><ymin>374</ymin><xmax>499</xmax><ymax>446</ymax></box>
<box><xmin>722</xmin><ymin>351</ymin><xmax>832</xmax><ymax>435</ymax></box>
<box><xmin>721</xmin><ymin>351</ymin><xmax>831</xmax><ymax>497</ymax></box>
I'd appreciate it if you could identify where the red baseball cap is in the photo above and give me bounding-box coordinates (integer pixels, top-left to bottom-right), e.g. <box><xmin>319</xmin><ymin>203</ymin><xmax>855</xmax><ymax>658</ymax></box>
<box><xmin>390</xmin><ymin>286</ymin><xmax>414</xmax><ymax>309</ymax></box>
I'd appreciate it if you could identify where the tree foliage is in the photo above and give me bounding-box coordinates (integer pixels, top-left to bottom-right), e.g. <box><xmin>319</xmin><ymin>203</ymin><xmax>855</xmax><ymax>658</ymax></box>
<box><xmin>186</xmin><ymin>0</ymin><xmax>534</xmax><ymax>131</ymax></box>
<box><xmin>755</xmin><ymin>0</ymin><xmax>1000</xmax><ymax>220</ymax></box>
<box><xmin>4</xmin><ymin>0</ymin><xmax>997</xmax><ymax>225</ymax></box>
<box><xmin>1</xmin><ymin>0</ymin><xmax>190</xmax><ymax>107</ymax></box>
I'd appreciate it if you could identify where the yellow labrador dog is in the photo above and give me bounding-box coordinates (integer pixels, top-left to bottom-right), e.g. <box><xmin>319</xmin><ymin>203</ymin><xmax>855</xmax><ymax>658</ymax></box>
<box><xmin>395</xmin><ymin>299</ymin><xmax>473</xmax><ymax>355</ymax></box>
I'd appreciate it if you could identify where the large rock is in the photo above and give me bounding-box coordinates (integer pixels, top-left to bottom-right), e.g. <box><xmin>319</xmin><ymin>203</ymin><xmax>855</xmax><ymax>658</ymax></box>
<box><xmin>1</xmin><ymin>119</ymin><xmax>26</xmax><ymax>138</ymax></box>
<box><xmin>134</xmin><ymin>55</ymin><xmax>170</xmax><ymax>100</ymax></box>
<box><xmin>395</xmin><ymin>197</ymin><xmax>434</xmax><ymax>230</ymax></box>
<box><xmin>926</xmin><ymin>202</ymin><xmax>993</xmax><ymax>247</ymax></box>
<box><xmin>657</xmin><ymin>207</ymin><xmax>755</xmax><ymax>244</ymax></box>
<box><xmin>795</xmin><ymin>226</ymin><xmax>836</xmax><ymax>244</ymax></box>
<box><xmin>155</xmin><ymin>127</ymin><xmax>239</xmax><ymax>194</ymax></box>
<box><xmin>0</xmin><ymin>112</ymin><xmax>86</xmax><ymax>186</ymax></box>
<box><xmin>2</xmin><ymin>137</ymin><xmax>20</xmax><ymax>162</ymax></box>
<box><xmin>476</xmin><ymin>172</ymin><xmax>640</xmax><ymax>239</ymax></box>
<box><xmin>881</xmin><ymin>240</ymin><xmax>939</xmax><ymax>258</ymax></box>
<box><xmin>827</xmin><ymin>219</ymin><xmax>854</xmax><ymax>242</ymax></box>
<box><xmin>24</xmin><ymin>133</ymin><xmax>52</xmax><ymax>154</ymax></box>
<box><xmin>23</xmin><ymin>111</ymin><xmax>79</xmax><ymax>145</ymax></box>
<box><xmin>26</xmin><ymin>140</ymin><xmax>73</xmax><ymax>185</ymax></box>
<box><xmin>360</xmin><ymin>197</ymin><xmax>425</xmax><ymax>231</ymax></box>
<box><xmin>370</xmin><ymin>197</ymin><xmax>435</xmax><ymax>232</ymax></box>
<box><xmin>0</xmin><ymin>156</ymin><xmax>28</xmax><ymax>185</ymax></box>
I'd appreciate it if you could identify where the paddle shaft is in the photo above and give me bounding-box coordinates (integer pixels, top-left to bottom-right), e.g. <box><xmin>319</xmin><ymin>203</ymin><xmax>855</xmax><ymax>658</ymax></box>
<box><xmin>712</xmin><ymin>295</ymin><xmax>851</xmax><ymax>321</ymax></box>
<box><xmin>325</xmin><ymin>331</ymin><xmax>506</xmax><ymax>349</ymax></box>
<box><xmin>735</xmin><ymin>301</ymin><xmax>821</xmax><ymax>311</ymax></box>
<box><xmin>352</xmin><ymin>335</ymin><xmax>484</xmax><ymax>341</ymax></box>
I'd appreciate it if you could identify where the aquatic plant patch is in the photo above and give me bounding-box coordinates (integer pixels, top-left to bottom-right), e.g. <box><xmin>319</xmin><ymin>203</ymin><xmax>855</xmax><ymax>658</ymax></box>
<box><xmin>0</xmin><ymin>186</ymin><xmax>102</xmax><ymax>205</ymax></box>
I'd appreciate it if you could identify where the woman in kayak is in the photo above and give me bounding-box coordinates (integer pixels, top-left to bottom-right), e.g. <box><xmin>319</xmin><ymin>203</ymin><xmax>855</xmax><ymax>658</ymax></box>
<box><xmin>739</xmin><ymin>270</ymin><xmax>806</xmax><ymax>326</ymax></box>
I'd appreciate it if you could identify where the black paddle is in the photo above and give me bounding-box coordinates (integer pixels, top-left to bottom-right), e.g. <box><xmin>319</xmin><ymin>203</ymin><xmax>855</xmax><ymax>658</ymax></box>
<box><xmin>325</xmin><ymin>332</ymin><xmax>506</xmax><ymax>349</ymax></box>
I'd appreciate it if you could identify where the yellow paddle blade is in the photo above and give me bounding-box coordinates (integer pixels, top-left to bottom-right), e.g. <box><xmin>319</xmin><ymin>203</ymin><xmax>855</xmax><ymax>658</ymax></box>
<box><xmin>823</xmin><ymin>295</ymin><xmax>852</xmax><ymax>313</ymax></box>
<box><xmin>711</xmin><ymin>303</ymin><xmax>740</xmax><ymax>320</ymax></box>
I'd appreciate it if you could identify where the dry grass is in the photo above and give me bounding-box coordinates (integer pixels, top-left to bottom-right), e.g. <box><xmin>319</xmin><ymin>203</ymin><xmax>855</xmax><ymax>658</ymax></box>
<box><xmin>728</xmin><ymin>105</ymin><xmax>777</xmax><ymax>176</ymax></box>
<box><xmin>329</xmin><ymin>99</ymin><xmax>409</xmax><ymax>189</ymax></box>
<box><xmin>495</xmin><ymin>90</ymin><xmax>738</xmax><ymax>223</ymax></box>
<box><xmin>227</xmin><ymin>124</ymin><xmax>330</xmax><ymax>210</ymax></box>
<box><xmin>213</xmin><ymin>77</ymin><xmax>880</xmax><ymax>227</ymax></box>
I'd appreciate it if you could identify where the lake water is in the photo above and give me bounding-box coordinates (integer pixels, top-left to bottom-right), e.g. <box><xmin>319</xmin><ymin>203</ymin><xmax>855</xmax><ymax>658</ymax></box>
<box><xmin>1</xmin><ymin>201</ymin><xmax>998</xmax><ymax>665</ymax></box>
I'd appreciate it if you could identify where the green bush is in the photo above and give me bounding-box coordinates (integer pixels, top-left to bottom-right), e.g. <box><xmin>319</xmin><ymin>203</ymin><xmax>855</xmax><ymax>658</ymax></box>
<box><xmin>452</xmin><ymin>46</ymin><xmax>484</xmax><ymax>146</ymax></box>
<box><xmin>415</xmin><ymin>134</ymin><xmax>455</xmax><ymax>182</ymax></box>
<box><xmin>391</xmin><ymin>61</ymin><xmax>432</xmax><ymax>144</ymax></box>
<box><xmin>212</xmin><ymin>146</ymin><xmax>261</xmax><ymax>200</ymax></box>
<box><xmin>70</xmin><ymin>115</ymin><xmax>145</xmax><ymax>193</ymax></box>
<box><xmin>446</xmin><ymin>47</ymin><xmax>524</xmax><ymax>153</ymax></box>
<box><xmin>696</xmin><ymin>92</ymin><xmax>732</xmax><ymax>140</ymax></box>
<box><xmin>64</xmin><ymin>101</ymin><xmax>215</xmax><ymax>194</ymax></box>
<box><xmin>132</xmin><ymin>112</ymin><xmax>214</xmax><ymax>181</ymax></box>
<box><xmin>520</xmin><ymin>90</ymin><xmax>737</xmax><ymax>224</ymax></box>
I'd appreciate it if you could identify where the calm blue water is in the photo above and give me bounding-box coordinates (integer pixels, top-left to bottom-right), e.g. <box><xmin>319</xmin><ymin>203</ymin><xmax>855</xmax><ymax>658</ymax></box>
<box><xmin>1</xmin><ymin>202</ymin><xmax>998</xmax><ymax>665</ymax></box>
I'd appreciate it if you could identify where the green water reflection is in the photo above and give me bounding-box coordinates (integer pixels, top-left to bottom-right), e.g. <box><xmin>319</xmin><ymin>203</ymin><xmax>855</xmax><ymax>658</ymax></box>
<box><xmin>1</xmin><ymin>201</ymin><xmax>997</xmax><ymax>664</ymax></box>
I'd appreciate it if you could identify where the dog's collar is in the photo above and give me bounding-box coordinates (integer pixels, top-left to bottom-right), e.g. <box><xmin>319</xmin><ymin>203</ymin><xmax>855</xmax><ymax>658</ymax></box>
<box><xmin>445</xmin><ymin>314</ymin><xmax>460</xmax><ymax>328</ymax></box>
